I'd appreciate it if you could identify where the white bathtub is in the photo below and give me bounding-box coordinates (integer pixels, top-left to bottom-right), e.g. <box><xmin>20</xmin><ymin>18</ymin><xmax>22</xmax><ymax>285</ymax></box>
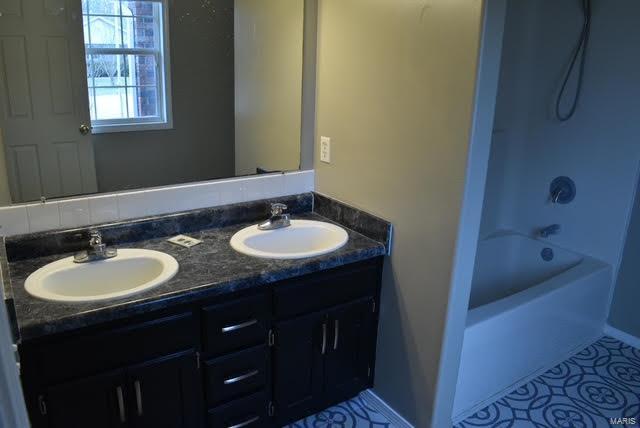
<box><xmin>453</xmin><ymin>232</ymin><xmax>612</xmax><ymax>420</ymax></box>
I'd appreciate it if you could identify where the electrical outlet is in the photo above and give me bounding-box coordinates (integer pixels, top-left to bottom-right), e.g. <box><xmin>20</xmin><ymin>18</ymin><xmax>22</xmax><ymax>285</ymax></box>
<box><xmin>168</xmin><ymin>235</ymin><xmax>202</xmax><ymax>248</ymax></box>
<box><xmin>320</xmin><ymin>136</ymin><xmax>331</xmax><ymax>163</ymax></box>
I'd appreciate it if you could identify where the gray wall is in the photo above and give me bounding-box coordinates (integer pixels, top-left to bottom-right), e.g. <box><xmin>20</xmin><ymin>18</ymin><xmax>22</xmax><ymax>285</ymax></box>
<box><xmin>313</xmin><ymin>1</ymin><xmax>484</xmax><ymax>426</ymax></box>
<box><xmin>93</xmin><ymin>0</ymin><xmax>235</xmax><ymax>192</ymax></box>
<box><xmin>610</xmin><ymin>181</ymin><xmax>640</xmax><ymax>338</ymax></box>
<box><xmin>234</xmin><ymin>0</ymin><xmax>303</xmax><ymax>175</ymax></box>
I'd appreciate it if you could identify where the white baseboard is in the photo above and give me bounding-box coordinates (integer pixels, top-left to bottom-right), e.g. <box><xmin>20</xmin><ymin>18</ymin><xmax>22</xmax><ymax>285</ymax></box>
<box><xmin>604</xmin><ymin>324</ymin><xmax>640</xmax><ymax>349</ymax></box>
<box><xmin>359</xmin><ymin>390</ymin><xmax>414</xmax><ymax>428</ymax></box>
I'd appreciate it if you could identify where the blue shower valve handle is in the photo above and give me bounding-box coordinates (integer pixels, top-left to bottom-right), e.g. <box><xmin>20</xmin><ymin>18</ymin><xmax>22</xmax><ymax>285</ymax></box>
<box><xmin>550</xmin><ymin>176</ymin><xmax>576</xmax><ymax>205</ymax></box>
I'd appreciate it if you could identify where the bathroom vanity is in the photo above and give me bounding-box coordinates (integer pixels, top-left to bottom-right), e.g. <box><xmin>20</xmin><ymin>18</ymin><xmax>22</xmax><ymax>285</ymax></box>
<box><xmin>6</xmin><ymin>194</ymin><xmax>391</xmax><ymax>428</ymax></box>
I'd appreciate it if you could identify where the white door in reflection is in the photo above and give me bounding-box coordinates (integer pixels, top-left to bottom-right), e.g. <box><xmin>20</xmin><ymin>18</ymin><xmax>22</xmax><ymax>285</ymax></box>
<box><xmin>0</xmin><ymin>0</ymin><xmax>98</xmax><ymax>202</ymax></box>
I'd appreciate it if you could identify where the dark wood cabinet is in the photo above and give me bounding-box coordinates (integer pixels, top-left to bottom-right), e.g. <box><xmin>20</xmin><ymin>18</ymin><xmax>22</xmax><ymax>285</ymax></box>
<box><xmin>273</xmin><ymin>297</ymin><xmax>377</xmax><ymax>426</ymax></box>
<box><xmin>325</xmin><ymin>297</ymin><xmax>376</xmax><ymax>403</ymax></box>
<box><xmin>45</xmin><ymin>369</ymin><xmax>126</xmax><ymax>428</ymax></box>
<box><xmin>273</xmin><ymin>311</ymin><xmax>326</xmax><ymax>423</ymax></box>
<box><xmin>20</xmin><ymin>258</ymin><xmax>383</xmax><ymax>428</ymax></box>
<box><xmin>207</xmin><ymin>391</ymin><xmax>269</xmax><ymax>428</ymax></box>
<box><xmin>126</xmin><ymin>351</ymin><xmax>202</xmax><ymax>428</ymax></box>
<box><xmin>42</xmin><ymin>351</ymin><xmax>201</xmax><ymax>428</ymax></box>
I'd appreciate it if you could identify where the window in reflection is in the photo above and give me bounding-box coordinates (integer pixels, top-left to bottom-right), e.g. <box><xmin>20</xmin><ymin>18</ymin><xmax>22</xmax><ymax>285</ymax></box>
<box><xmin>82</xmin><ymin>0</ymin><xmax>171</xmax><ymax>132</ymax></box>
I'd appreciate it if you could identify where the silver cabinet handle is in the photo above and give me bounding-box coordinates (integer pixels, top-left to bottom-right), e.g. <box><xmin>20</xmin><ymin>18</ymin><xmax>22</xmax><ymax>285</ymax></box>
<box><xmin>333</xmin><ymin>320</ymin><xmax>340</xmax><ymax>351</ymax></box>
<box><xmin>134</xmin><ymin>380</ymin><xmax>143</xmax><ymax>416</ymax></box>
<box><xmin>224</xmin><ymin>369</ymin><xmax>259</xmax><ymax>385</ymax></box>
<box><xmin>116</xmin><ymin>386</ymin><xmax>126</xmax><ymax>423</ymax></box>
<box><xmin>222</xmin><ymin>319</ymin><xmax>258</xmax><ymax>333</ymax></box>
<box><xmin>228</xmin><ymin>415</ymin><xmax>260</xmax><ymax>428</ymax></box>
<box><xmin>321</xmin><ymin>322</ymin><xmax>327</xmax><ymax>355</ymax></box>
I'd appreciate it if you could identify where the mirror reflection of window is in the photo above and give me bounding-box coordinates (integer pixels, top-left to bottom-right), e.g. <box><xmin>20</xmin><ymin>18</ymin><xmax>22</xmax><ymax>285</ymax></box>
<box><xmin>82</xmin><ymin>0</ymin><xmax>172</xmax><ymax>133</ymax></box>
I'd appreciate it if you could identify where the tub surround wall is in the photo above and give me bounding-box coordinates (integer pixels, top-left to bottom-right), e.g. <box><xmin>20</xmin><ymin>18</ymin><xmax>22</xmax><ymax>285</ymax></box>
<box><xmin>0</xmin><ymin>171</ymin><xmax>314</xmax><ymax>237</ymax></box>
<box><xmin>313</xmin><ymin>1</ymin><xmax>485</xmax><ymax>426</ymax></box>
<box><xmin>481</xmin><ymin>1</ymin><xmax>640</xmax><ymax>273</ymax></box>
<box><xmin>609</xmin><ymin>176</ymin><xmax>640</xmax><ymax>339</ymax></box>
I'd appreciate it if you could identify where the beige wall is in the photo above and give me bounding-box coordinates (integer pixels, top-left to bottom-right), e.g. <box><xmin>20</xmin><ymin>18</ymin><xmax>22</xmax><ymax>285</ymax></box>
<box><xmin>0</xmin><ymin>131</ymin><xmax>12</xmax><ymax>205</ymax></box>
<box><xmin>234</xmin><ymin>0</ymin><xmax>303</xmax><ymax>175</ymax></box>
<box><xmin>314</xmin><ymin>1</ymin><xmax>484</xmax><ymax>426</ymax></box>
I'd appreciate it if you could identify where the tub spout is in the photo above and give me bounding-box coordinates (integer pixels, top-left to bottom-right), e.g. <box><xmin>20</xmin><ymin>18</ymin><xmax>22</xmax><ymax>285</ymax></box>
<box><xmin>539</xmin><ymin>224</ymin><xmax>561</xmax><ymax>238</ymax></box>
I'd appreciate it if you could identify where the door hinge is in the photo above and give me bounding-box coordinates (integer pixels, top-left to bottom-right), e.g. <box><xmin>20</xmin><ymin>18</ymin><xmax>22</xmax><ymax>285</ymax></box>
<box><xmin>268</xmin><ymin>401</ymin><xmax>275</xmax><ymax>417</ymax></box>
<box><xmin>367</xmin><ymin>366</ymin><xmax>372</xmax><ymax>378</ymax></box>
<box><xmin>372</xmin><ymin>299</ymin><xmax>376</xmax><ymax>313</ymax></box>
<box><xmin>38</xmin><ymin>395</ymin><xmax>47</xmax><ymax>416</ymax></box>
<box><xmin>196</xmin><ymin>351</ymin><xmax>201</xmax><ymax>370</ymax></box>
<box><xmin>268</xmin><ymin>329</ymin><xmax>275</xmax><ymax>347</ymax></box>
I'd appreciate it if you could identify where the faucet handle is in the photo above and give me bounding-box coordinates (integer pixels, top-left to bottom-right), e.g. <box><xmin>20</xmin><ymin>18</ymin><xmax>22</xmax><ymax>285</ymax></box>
<box><xmin>270</xmin><ymin>203</ymin><xmax>287</xmax><ymax>216</ymax></box>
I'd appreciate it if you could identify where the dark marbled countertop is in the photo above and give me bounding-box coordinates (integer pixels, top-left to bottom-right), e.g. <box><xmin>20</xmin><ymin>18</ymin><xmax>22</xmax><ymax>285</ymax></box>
<box><xmin>9</xmin><ymin>212</ymin><xmax>385</xmax><ymax>342</ymax></box>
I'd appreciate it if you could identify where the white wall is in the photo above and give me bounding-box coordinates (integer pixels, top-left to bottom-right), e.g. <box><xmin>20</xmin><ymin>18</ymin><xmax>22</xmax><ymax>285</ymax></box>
<box><xmin>481</xmin><ymin>0</ymin><xmax>640</xmax><ymax>274</ymax></box>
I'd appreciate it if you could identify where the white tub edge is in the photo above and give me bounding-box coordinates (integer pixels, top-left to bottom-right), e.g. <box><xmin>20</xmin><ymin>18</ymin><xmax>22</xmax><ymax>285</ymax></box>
<box><xmin>451</xmin><ymin>333</ymin><xmax>604</xmax><ymax>423</ymax></box>
<box><xmin>466</xmin><ymin>257</ymin><xmax>611</xmax><ymax>329</ymax></box>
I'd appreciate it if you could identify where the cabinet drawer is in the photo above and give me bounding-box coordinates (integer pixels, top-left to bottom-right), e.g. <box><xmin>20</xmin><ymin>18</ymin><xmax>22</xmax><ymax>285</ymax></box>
<box><xmin>274</xmin><ymin>261</ymin><xmax>379</xmax><ymax>319</ymax></box>
<box><xmin>207</xmin><ymin>391</ymin><xmax>269</xmax><ymax>428</ymax></box>
<box><xmin>34</xmin><ymin>312</ymin><xmax>197</xmax><ymax>384</ymax></box>
<box><xmin>202</xmin><ymin>293</ymin><xmax>270</xmax><ymax>356</ymax></box>
<box><xmin>205</xmin><ymin>345</ymin><xmax>268</xmax><ymax>407</ymax></box>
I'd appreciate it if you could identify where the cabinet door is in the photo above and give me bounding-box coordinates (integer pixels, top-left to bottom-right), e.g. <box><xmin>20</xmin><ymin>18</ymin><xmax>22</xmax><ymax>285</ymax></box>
<box><xmin>325</xmin><ymin>297</ymin><xmax>375</xmax><ymax>403</ymax></box>
<box><xmin>273</xmin><ymin>311</ymin><xmax>326</xmax><ymax>425</ymax></box>
<box><xmin>46</xmin><ymin>369</ymin><xmax>127</xmax><ymax>428</ymax></box>
<box><xmin>127</xmin><ymin>351</ymin><xmax>203</xmax><ymax>428</ymax></box>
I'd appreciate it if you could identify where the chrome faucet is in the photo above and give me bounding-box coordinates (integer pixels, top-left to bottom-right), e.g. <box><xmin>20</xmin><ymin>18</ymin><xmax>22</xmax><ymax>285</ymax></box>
<box><xmin>258</xmin><ymin>203</ymin><xmax>291</xmax><ymax>231</ymax></box>
<box><xmin>539</xmin><ymin>224</ymin><xmax>561</xmax><ymax>238</ymax></box>
<box><xmin>74</xmin><ymin>230</ymin><xmax>117</xmax><ymax>263</ymax></box>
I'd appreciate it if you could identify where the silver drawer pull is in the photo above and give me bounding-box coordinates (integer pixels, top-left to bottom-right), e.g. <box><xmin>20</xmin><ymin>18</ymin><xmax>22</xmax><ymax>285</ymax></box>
<box><xmin>321</xmin><ymin>322</ymin><xmax>327</xmax><ymax>355</ymax></box>
<box><xmin>116</xmin><ymin>386</ymin><xmax>126</xmax><ymax>423</ymax></box>
<box><xmin>228</xmin><ymin>415</ymin><xmax>260</xmax><ymax>428</ymax></box>
<box><xmin>134</xmin><ymin>380</ymin><xmax>143</xmax><ymax>416</ymax></box>
<box><xmin>224</xmin><ymin>369</ymin><xmax>259</xmax><ymax>385</ymax></box>
<box><xmin>221</xmin><ymin>319</ymin><xmax>258</xmax><ymax>333</ymax></box>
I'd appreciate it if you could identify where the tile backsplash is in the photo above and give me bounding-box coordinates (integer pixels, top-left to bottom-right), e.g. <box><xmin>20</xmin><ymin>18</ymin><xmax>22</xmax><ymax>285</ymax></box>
<box><xmin>0</xmin><ymin>171</ymin><xmax>314</xmax><ymax>237</ymax></box>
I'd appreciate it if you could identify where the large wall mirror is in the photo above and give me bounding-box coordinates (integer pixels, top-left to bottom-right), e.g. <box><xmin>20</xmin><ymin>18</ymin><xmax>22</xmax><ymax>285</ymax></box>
<box><xmin>0</xmin><ymin>0</ymin><xmax>312</xmax><ymax>205</ymax></box>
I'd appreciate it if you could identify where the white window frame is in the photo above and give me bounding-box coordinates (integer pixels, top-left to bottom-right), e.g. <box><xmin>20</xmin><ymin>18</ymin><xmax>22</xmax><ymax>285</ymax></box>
<box><xmin>84</xmin><ymin>0</ymin><xmax>173</xmax><ymax>134</ymax></box>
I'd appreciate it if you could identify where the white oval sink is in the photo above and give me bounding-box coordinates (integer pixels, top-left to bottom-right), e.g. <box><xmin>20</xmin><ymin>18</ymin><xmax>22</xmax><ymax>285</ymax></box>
<box><xmin>230</xmin><ymin>220</ymin><xmax>348</xmax><ymax>259</ymax></box>
<box><xmin>25</xmin><ymin>249</ymin><xmax>179</xmax><ymax>303</ymax></box>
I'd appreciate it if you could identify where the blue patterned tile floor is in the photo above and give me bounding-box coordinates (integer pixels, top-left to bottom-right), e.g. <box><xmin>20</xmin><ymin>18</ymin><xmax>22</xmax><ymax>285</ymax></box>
<box><xmin>455</xmin><ymin>337</ymin><xmax>640</xmax><ymax>428</ymax></box>
<box><xmin>286</xmin><ymin>395</ymin><xmax>394</xmax><ymax>427</ymax></box>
